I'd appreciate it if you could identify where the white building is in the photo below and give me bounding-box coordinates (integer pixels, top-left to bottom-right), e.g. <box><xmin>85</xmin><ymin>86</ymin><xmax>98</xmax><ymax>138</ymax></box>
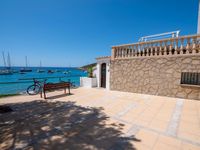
<box><xmin>95</xmin><ymin>56</ymin><xmax>111</xmax><ymax>90</ymax></box>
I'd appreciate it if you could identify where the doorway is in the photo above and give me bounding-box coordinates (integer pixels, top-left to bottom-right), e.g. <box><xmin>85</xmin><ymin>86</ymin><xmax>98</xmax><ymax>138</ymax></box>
<box><xmin>101</xmin><ymin>63</ymin><xmax>106</xmax><ymax>88</ymax></box>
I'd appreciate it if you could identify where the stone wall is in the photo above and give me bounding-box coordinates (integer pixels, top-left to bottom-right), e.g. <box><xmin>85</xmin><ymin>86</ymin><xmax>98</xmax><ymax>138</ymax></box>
<box><xmin>110</xmin><ymin>55</ymin><xmax>200</xmax><ymax>100</ymax></box>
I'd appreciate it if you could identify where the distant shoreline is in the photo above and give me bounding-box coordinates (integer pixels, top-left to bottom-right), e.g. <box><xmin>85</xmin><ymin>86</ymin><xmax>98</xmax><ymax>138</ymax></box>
<box><xmin>0</xmin><ymin>66</ymin><xmax>79</xmax><ymax>68</ymax></box>
<box><xmin>0</xmin><ymin>94</ymin><xmax>20</xmax><ymax>99</ymax></box>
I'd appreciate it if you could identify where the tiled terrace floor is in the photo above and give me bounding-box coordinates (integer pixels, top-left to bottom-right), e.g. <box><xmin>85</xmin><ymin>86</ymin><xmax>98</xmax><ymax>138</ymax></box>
<box><xmin>0</xmin><ymin>88</ymin><xmax>200</xmax><ymax>150</ymax></box>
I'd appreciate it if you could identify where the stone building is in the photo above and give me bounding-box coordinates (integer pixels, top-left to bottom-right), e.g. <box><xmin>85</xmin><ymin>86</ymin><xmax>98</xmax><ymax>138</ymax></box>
<box><xmin>96</xmin><ymin>0</ymin><xmax>200</xmax><ymax>100</ymax></box>
<box><xmin>96</xmin><ymin>34</ymin><xmax>200</xmax><ymax>100</ymax></box>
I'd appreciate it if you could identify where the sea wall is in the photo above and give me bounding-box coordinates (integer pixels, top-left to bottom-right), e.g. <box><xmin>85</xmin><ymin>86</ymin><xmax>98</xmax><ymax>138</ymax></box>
<box><xmin>110</xmin><ymin>55</ymin><xmax>200</xmax><ymax>100</ymax></box>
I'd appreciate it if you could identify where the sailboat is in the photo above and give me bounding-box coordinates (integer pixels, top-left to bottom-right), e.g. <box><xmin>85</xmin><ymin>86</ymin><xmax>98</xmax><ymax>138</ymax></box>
<box><xmin>37</xmin><ymin>61</ymin><xmax>45</xmax><ymax>73</ymax></box>
<box><xmin>0</xmin><ymin>52</ymin><xmax>13</xmax><ymax>75</ymax></box>
<box><xmin>55</xmin><ymin>69</ymin><xmax>62</xmax><ymax>72</ymax></box>
<box><xmin>48</xmin><ymin>70</ymin><xmax>54</xmax><ymax>73</ymax></box>
<box><xmin>20</xmin><ymin>56</ymin><xmax>32</xmax><ymax>73</ymax></box>
<box><xmin>63</xmin><ymin>70</ymin><xmax>69</xmax><ymax>74</ymax></box>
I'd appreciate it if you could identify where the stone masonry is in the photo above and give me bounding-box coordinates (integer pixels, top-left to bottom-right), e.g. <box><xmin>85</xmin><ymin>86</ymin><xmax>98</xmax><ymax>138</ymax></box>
<box><xmin>110</xmin><ymin>55</ymin><xmax>200</xmax><ymax>100</ymax></box>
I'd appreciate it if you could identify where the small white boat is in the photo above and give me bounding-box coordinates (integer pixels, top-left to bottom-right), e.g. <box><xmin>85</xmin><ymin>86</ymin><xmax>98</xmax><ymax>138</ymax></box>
<box><xmin>55</xmin><ymin>69</ymin><xmax>62</xmax><ymax>72</ymax></box>
<box><xmin>12</xmin><ymin>70</ymin><xmax>19</xmax><ymax>73</ymax></box>
<box><xmin>37</xmin><ymin>69</ymin><xmax>45</xmax><ymax>73</ymax></box>
<box><xmin>0</xmin><ymin>52</ymin><xmax>13</xmax><ymax>75</ymax></box>
<box><xmin>0</xmin><ymin>69</ymin><xmax>12</xmax><ymax>75</ymax></box>
<box><xmin>63</xmin><ymin>71</ymin><xmax>69</xmax><ymax>74</ymax></box>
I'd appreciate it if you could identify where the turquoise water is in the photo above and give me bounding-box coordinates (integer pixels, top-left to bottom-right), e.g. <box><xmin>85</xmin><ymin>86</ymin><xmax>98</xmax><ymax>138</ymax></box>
<box><xmin>0</xmin><ymin>67</ymin><xmax>87</xmax><ymax>94</ymax></box>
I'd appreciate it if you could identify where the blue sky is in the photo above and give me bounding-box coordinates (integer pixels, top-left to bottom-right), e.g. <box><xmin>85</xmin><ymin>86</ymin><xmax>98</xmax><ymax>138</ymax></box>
<box><xmin>0</xmin><ymin>0</ymin><xmax>198</xmax><ymax>67</ymax></box>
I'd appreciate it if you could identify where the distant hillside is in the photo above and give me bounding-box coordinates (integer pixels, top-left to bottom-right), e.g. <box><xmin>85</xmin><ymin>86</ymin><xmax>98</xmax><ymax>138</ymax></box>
<box><xmin>79</xmin><ymin>63</ymin><xmax>97</xmax><ymax>70</ymax></box>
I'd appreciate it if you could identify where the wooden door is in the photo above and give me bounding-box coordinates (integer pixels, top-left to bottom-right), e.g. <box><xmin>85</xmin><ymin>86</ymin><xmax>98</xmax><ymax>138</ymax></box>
<box><xmin>101</xmin><ymin>63</ymin><xmax>106</xmax><ymax>88</ymax></box>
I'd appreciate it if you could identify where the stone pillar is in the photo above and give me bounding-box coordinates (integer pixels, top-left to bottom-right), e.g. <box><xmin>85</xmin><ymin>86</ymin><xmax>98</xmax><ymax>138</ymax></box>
<box><xmin>111</xmin><ymin>48</ymin><xmax>115</xmax><ymax>60</ymax></box>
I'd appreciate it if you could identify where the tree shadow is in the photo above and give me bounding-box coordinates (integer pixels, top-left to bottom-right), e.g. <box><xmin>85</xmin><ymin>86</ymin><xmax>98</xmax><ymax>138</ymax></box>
<box><xmin>0</xmin><ymin>100</ymin><xmax>140</xmax><ymax>150</ymax></box>
<box><xmin>45</xmin><ymin>93</ymin><xmax>74</xmax><ymax>100</ymax></box>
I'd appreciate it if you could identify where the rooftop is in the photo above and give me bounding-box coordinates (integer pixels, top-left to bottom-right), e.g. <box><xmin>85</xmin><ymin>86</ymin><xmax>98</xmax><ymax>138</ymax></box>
<box><xmin>0</xmin><ymin>88</ymin><xmax>200</xmax><ymax>149</ymax></box>
<box><xmin>96</xmin><ymin>56</ymin><xmax>111</xmax><ymax>60</ymax></box>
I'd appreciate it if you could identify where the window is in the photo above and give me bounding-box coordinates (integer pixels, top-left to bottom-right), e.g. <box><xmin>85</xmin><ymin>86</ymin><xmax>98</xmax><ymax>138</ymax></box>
<box><xmin>181</xmin><ymin>72</ymin><xmax>200</xmax><ymax>86</ymax></box>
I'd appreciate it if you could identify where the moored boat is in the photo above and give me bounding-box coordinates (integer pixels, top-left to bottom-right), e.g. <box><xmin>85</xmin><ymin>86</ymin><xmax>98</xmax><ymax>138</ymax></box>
<box><xmin>55</xmin><ymin>69</ymin><xmax>62</xmax><ymax>72</ymax></box>
<box><xmin>37</xmin><ymin>70</ymin><xmax>45</xmax><ymax>73</ymax></box>
<box><xmin>0</xmin><ymin>52</ymin><xmax>13</xmax><ymax>75</ymax></box>
<box><xmin>63</xmin><ymin>71</ymin><xmax>69</xmax><ymax>74</ymax></box>
<box><xmin>20</xmin><ymin>56</ymin><xmax>32</xmax><ymax>73</ymax></box>
<box><xmin>48</xmin><ymin>70</ymin><xmax>54</xmax><ymax>73</ymax></box>
<box><xmin>20</xmin><ymin>68</ymin><xmax>32</xmax><ymax>72</ymax></box>
<box><xmin>37</xmin><ymin>61</ymin><xmax>45</xmax><ymax>73</ymax></box>
<box><xmin>0</xmin><ymin>69</ymin><xmax>13</xmax><ymax>75</ymax></box>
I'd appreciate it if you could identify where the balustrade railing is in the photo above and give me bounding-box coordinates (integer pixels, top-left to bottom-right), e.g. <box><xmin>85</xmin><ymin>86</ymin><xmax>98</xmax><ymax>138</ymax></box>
<box><xmin>111</xmin><ymin>34</ymin><xmax>200</xmax><ymax>60</ymax></box>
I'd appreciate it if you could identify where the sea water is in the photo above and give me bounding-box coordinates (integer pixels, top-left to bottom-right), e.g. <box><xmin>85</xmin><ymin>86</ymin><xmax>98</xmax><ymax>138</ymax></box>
<box><xmin>0</xmin><ymin>67</ymin><xmax>87</xmax><ymax>94</ymax></box>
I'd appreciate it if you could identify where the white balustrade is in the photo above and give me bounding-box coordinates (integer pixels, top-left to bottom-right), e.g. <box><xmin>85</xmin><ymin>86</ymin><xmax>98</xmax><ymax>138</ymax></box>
<box><xmin>112</xmin><ymin>34</ymin><xmax>200</xmax><ymax>60</ymax></box>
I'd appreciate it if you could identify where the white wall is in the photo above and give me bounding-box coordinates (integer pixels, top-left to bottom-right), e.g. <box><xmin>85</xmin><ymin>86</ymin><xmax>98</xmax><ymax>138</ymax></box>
<box><xmin>106</xmin><ymin>63</ymin><xmax>110</xmax><ymax>90</ymax></box>
<box><xmin>96</xmin><ymin>58</ymin><xmax>110</xmax><ymax>90</ymax></box>
<box><xmin>80</xmin><ymin>77</ymin><xmax>97</xmax><ymax>88</ymax></box>
<box><xmin>96</xmin><ymin>63</ymin><xmax>100</xmax><ymax>88</ymax></box>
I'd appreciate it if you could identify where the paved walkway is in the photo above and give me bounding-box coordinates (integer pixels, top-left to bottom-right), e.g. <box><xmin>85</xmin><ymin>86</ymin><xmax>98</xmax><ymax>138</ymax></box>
<box><xmin>0</xmin><ymin>88</ymin><xmax>200</xmax><ymax>150</ymax></box>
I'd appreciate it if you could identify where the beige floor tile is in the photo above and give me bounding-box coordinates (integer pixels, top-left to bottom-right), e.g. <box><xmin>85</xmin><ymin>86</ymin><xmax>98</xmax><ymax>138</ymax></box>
<box><xmin>137</xmin><ymin>114</ymin><xmax>154</xmax><ymax>121</ymax></box>
<box><xmin>133</xmin><ymin>142</ymin><xmax>151</xmax><ymax>150</ymax></box>
<box><xmin>180</xmin><ymin>116</ymin><xmax>200</xmax><ymax>124</ymax></box>
<box><xmin>122</xmin><ymin>108</ymin><xmax>146</xmax><ymax>122</ymax></box>
<box><xmin>133</xmin><ymin>143</ymin><xmax>151</xmax><ymax>150</ymax></box>
<box><xmin>153</xmin><ymin>142</ymin><xmax>181</xmax><ymax>150</ymax></box>
<box><xmin>121</xmin><ymin>112</ymin><xmax>138</xmax><ymax>123</ymax></box>
<box><xmin>104</xmin><ymin>118</ymin><xmax>131</xmax><ymax>134</ymax></box>
<box><xmin>135</xmin><ymin>119</ymin><xmax>151</xmax><ymax>127</ymax></box>
<box><xmin>178</xmin><ymin>131</ymin><xmax>200</xmax><ymax>143</ymax></box>
<box><xmin>140</xmin><ymin>111</ymin><xmax>156</xmax><ymax>119</ymax></box>
<box><xmin>135</xmin><ymin>129</ymin><xmax>158</xmax><ymax>148</ymax></box>
<box><xmin>157</xmin><ymin>135</ymin><xmax>182</xmax><ymax>148</ymax></box>
<box><xmin>178</xmin><ymin>121</ymin><xmax>200</xmax><ymax>135</ymax></box>
<box><xmin>154</xmin><ymin>113</ymin><xmax>172</xmax><ymax>122</ymax></box>
<box><xmin>143</xmin><ymin>108</ymin><xmax>158</xmax><ymax>114</ymax></box>
<box><xmin>182</xmin><ymin>111</ymin><xmax>198</xmax><ymax>117</ymax></box>
<box><xmin>181</xmin><ymin>142</ymin><xmax>200</xmax><ymax>150</ymax></box>
<box><xmin>106</xmin><ymin>100</ymin><xmax>134</xmax><ymax>116</ymax></box>
<box><xmin>149</xmin><ymin>119</ymin><xmax>168</xmax><ymax>132</ymax></box>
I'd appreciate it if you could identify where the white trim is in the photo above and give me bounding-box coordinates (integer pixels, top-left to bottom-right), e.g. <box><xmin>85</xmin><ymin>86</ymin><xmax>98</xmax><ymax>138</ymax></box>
<box><xmin>96</xmin><ymin>57</ymin><xmax>110</xmax><ymax>90</ymax></box>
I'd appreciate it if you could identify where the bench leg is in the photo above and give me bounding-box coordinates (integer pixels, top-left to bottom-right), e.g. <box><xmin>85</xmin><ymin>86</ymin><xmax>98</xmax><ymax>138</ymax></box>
<box><xmin>64</xmin><ymin>88</ymin><xmax>66</xmax><ymax>94</ymax></box>
<box><xmin>68</xmin><ymin>86</ymin><xmax>70</xmax><ymax>95</ymax></box>
<box><xmin>43</xmin><ymin>90</ymin><xmax>46</xmax><ymax>99</ymax></box>
<box><xmin>40</xmin><ymin>91</ymin><xmax>42</xmax><ymax>98</ymax></box>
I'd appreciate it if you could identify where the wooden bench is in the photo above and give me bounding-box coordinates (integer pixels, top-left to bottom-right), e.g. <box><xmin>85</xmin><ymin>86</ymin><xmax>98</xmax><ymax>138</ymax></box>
<box><xmin>41</xmin><ymin>82</ymin><xmax>71</xmax><ymax>99</ymax></box>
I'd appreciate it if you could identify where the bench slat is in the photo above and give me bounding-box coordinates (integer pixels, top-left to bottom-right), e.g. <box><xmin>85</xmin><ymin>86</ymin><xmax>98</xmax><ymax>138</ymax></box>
<box><xmin>44</xmin><ymin>82</ymin><xmax>70</xmax><ymax>90</ymax></box>
<box><xmin>42</xmin><ymin>82</ymin><xmax>71</xmax><ymax>99</ymax></box>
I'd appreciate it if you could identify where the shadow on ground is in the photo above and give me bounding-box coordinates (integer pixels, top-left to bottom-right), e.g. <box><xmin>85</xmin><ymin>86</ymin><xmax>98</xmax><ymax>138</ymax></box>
<box><xmin>0</xmin><ymin>100</ymin><xmax>140</xmax><ymax>150</ymax></box>
<box><xmin>45</xmin><ymin>93</ymin><xmax>74</xmax><ymax>100</ymax></box>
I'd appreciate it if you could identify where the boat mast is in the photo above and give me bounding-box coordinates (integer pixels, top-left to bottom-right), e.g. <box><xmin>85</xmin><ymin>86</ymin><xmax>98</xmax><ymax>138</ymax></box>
<box><xmin>2</xmin><ymin>51</ymin><xmax>7</xmax><ymax>68</ymax></box>
<box><xmin>25</xmin><ymin>56</ymin><xmax>28</xmax><ymax>68</ymax></box>
<box><xmin>7</xmin><ymin>52</ymin><xmax>11</xmax><ymax>69</ymax></box>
